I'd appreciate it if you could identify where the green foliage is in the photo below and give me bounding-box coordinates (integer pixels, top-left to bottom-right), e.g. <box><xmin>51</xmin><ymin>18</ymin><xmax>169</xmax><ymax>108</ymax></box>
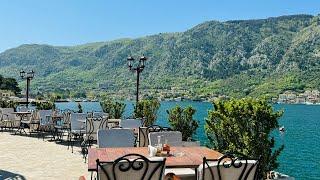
<box><xmin>78</xmin><ymin>103</ymin><xmax>83</xmax><ymax>113</ymax></box>
<box><xmin>134</xmin><ymin>99</ymin><xmax>160</xmax><ymax>126</ymax></box>
<box><xmin>0</xmin><ymin>99</ymin><xmax>18</xmax><ymax>108</ymax></box>
<box><xmin>100</xmin><ymin>99</ymin><xmax>126</xmax><ymax>119</ymax></box>
<box><xmin>0</xmin><ymin>75</ymin><xmax>21</xmax><ymax>95</ymax></box>
<box><xmin>35</xmin><ymin>101</ymin><xmax>55</xmax><ymax>110</ymax></box>
<box><xmin>205</xmin><ymin>98</ymin><xmax>284</xmax><ymax>178</ymax></box>
<box><xmin>100</xmin><ymin>99</ymin><xmax>113</xmax><ymax>116</ymax></box>
<box><xmin>167</xmin><ymin>106</ymin><xmax>199</xmax><ymax>141</ymax></box>
<box><xmin>113</xmin><ymin>101</ymin><xmax>126</xmax><ymax>119</ymax></box>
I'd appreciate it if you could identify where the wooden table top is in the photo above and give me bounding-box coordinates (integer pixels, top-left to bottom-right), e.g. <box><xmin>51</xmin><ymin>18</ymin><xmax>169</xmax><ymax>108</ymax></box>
<box><xmin>88</xmin><ymin>146</ymin><xmax>222</xmax><ymax>171</ymax></box>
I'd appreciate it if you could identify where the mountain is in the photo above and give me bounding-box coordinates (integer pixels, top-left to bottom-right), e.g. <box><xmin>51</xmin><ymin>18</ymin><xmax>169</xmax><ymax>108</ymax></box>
<box><xmin>0</xmin><ymin>14</ymin><xmax>319</xmax><ymax>99</ymax></box>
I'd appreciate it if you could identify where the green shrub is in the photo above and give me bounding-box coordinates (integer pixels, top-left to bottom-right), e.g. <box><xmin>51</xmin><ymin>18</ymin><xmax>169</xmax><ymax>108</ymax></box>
<box><xmin>100</xmin><ymin>99</ymin><xmax>126</xmax><ymax>119</ymax></box>
<box><xmin>35</xmin><ymin>101</ymin><xmax>55</xmax><ymax>110</ymax></box>
<box><xmin>167</xmin><ymin>106</ymin><xmax>199</xmax><ymax>141</ymax></box>
<box><xmin>205</xmin><ymin>98</ymin><xmax>284</xmax><ymax>178</ymax></box>
<box><xmin>0</xmin><ymin>99</ymin><xmax>18</xmax><ymax>109</ymax></box>
<box><xmin>134</xmin><ymin>99</ymin><xmax>160</xmax><ymax>126</ymax></box>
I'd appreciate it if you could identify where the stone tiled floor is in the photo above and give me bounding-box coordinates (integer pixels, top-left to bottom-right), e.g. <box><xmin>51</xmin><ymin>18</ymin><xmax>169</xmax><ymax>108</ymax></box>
<box><xmin>0</xmin><ymin>131</ymin><xmax>89</xmax><ymax>180</ymax></box>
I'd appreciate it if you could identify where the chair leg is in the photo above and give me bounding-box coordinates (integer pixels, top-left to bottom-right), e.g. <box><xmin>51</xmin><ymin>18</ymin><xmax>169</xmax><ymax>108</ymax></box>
<box><xmin>67</xmin><ymin>133</ymin><xmax>71</xmax><ymax>150</ymax></box>
<box><xmin>42</xmin><ymin>128</ymin><xmax>46</xmax><ymax>141</ymax></box>
<box><xmin>71</xmin><ymin>134</ymin><xmax>74</xmax><ymax>153</ymax></box>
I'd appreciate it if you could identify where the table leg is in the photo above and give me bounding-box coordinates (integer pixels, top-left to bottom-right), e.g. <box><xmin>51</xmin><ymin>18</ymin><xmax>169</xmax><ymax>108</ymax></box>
<box><xmin>195</xmin><ymin>167</ymin><xmax>198</xmax><ymax>179</ymax></box>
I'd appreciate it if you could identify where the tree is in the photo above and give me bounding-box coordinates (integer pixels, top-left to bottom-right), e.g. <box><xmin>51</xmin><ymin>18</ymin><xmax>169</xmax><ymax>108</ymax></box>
<box><xmin>167</xmin><ymin>106</ymin><xmax>199</xmax><ymax>141</ymax></box>
<box><xmin>205</xmin><ymin>98</ymin><xmax>284</xmax><ymax>178</ymax></box>
<box><xmin>134</xmin><ymin>99</ymin><xmax>160</xmax><ymax>126</ymax></box>
<box><xmin>100</xmin><ymin>99</ymin><xmax>126</xmax><ymax>119</ymax></box>
<box><xmin>0</xmin><ymin>76</ymin><xmax>21</xmax><ymax>95</ymax></box>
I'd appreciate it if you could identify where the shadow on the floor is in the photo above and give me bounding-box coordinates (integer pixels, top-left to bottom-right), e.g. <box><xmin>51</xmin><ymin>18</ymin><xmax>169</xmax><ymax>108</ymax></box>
<box><xmin>0</xmin><ymin>170</ymin><xmax>26</xmax><ymax>180</ymax></box>
<box><xmin>2</xmin><ymin>129</ymin><xmax>84</xmax><ymax>149</ymax></box>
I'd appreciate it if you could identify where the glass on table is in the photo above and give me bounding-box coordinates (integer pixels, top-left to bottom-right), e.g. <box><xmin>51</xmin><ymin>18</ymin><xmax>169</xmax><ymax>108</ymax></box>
<box><xmin>174</xmin><ymin>152</ymin><xmax>185</xmax><ymax>157</ymax></box>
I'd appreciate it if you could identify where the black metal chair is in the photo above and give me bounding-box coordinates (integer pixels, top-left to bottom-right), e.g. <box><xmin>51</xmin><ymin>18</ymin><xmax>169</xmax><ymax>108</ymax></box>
<box><xmin>96</xmin><ymin>153</ymin><xmax>166</xmax><ymax>180</ymax></box>
<box><xmin>81</xmin><ymin>116</ymin><xmax>108</xmax><ymax>162</ymax></box>
<box><xmin>68</xmin><ymin>113</ymin><xmax>87</xmax><ymax>153</ymax></box>
<box><xmin>53</xmin><ymin>110</ymin><xmax>72</xmax><ymax>140</ymax></box>
<box><xmin>37</xmin><ymin>110</ymin><xmax>53</xmax><ymax>140</ymax></box>
<box><xmin>200</xmin><ymin>153</ymin><xmax>260</xmax><ymax>180</ymax></box>
<box><xmin>0</xmin><ymin>108</ymin><xmax>17</xmax><ymax>132</ymax></box>
<box><xmin>138</xmin><ymin>125</ymin><xmax>172</xmax><ymax>147</ymax></box>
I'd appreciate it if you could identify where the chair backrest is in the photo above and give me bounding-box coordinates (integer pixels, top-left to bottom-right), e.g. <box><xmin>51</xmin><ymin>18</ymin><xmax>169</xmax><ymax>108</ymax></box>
<box><xmin>148</xmin><ymin>131</ymin><xmax>183</xmax><ymax>147</ymax></box>
<box><xmin>120</xmin><ymin>119</ymin><xmax>142</xmax><ymax>129</ymax></box>
<box><xmin>107</xmin><ymin>119</ymin><xmax>121</xmax><ymax>128</ymax></box>
<box><xmin>86</xmin><ymin>117</ymin><xmax>108</xmax><ymax>140</ymax></box>
<box><xmin>139</xmin><ymin>125</ymin><xmax>172</xmax><ymax>147</ymax></box>
<box><xmin>97</xmin><ymin>154</ymin><xmax>166</xmax><ymax>180</ymax></box>
<box><xmin>70</xmin><ymin>113</ymin><xmax>87</xmax><ymax>131</ymax></box>
<box><xmin>30</xmin><ymin>110</ymin><xmax>38</xmax><ymax>121</ymax></box>
<box><xmin>0</xmin><ymin>108</ymin><xmax>15</xmax><ymax>120</ymax></box>
<box><xmin>17</xmin><ymin>107</ymin><xmax>29</xmax><ymax>112</ymax></box>
<box><xmin>92</xmin><ymin>111</ymin><xmax>106</xmax><ymax>118</ymax></box>
<box><xmin>199</xmin><ymin>153</ymin><xmax>259</xmax><ymax>180</ymax></box>
<box><xmin>97</xmin><ymin>129</ymin><xmax>135</xmax><ymax>148</ymax></box>
<box><xmin>38</xmin><ymin>110</ymin><xmax>53</xmax><ymax>125</ymax></box>
<box><xmin>62</xmin><ymin>111</ymin><xmax>71</xmax><ymax>124</ymax></box>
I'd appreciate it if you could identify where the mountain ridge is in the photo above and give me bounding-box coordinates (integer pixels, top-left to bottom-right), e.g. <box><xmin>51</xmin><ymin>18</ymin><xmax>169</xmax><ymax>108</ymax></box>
<box><xmin>0</xmin><ymin>14</ymin><xmax>319</xmax><ymax>99</ymax></box>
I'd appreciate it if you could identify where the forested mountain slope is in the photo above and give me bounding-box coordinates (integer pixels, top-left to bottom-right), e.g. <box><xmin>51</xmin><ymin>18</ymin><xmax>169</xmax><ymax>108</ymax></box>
<box><xmin>0</xmin><ymin>14</ymin><xmax>319</xmax><ymax>98</ymax></box>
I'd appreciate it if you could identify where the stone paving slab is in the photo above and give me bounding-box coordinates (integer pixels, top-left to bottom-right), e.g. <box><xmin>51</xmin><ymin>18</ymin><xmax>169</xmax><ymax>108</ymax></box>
<box><xmin>0</xmin><ymin>132</ymin><xmax>89</xmax><ymax>180</ymax></box>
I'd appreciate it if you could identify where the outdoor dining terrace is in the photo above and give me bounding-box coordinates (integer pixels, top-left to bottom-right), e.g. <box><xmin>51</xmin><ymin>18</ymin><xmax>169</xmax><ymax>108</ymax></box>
<box><xmin>0</xmin><ymin>106</ymin><xmax>261</xmax><ymax>180</ymax></box>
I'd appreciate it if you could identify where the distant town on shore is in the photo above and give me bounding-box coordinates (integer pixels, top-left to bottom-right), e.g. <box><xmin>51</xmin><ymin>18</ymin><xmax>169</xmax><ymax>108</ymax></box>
<box><xmin>273</xmin><ymin>90</ymin><xmax>320</xmax><ymax>105</ymax></box>
<box><xmin>3</xmin><ymin>87</ymin><xmax>320</xmax><ymax>105</ymax></box>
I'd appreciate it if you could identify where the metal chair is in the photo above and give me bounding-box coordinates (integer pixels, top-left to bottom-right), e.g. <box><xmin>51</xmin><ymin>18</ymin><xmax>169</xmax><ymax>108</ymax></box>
<box><xmin>84</xmin><ymin>116</ymin><xmax>108</xmax><ymax>142</ymax></box>
<box><xmin>138</xmin><ymin>125</ymin><xmax>172</xmax><ymax>147</ymax></box>
<box><xmin>198</xmin><ymin>153</ymin><xmax>260</xmax><ymax>180</ymax></box>
<box><xmin>148</xmin><ymin>131</ymin><xmax>183</xmax><ymax>147</ymax></box>
<box><xmin>0</xmin><ymin>108</ymin><xmax>19</xmax><ymax>131</ymax></box>
<box><xmin>68</xmin><ymin>113</ymin><xmax>87</xmax><ymax>153</ymax></box>
<box><xmin>97</xmin><ymin>129</ymin><xmax>135</xmax><ymax>148</ymax></box>
<box><xmin>53</xmin><ymin>110</ymin><xmax>71</xmax><ymax>140</ymax></box>
<box><xmin>37</xmin><ymin>110</ymin><xmax>53</xmax><ymax>140</ymax></box>
<box><xmin>24</xmin><ymin>110</ymin><xmax>40</xmax><ymax>136</ymax></box>
<box><xmin>81</xmin><ymin>116</ymin><xmax>108</xmax><ymax>162</ymax></box>
<box><xmin>96</xmin><ymin>153</ymin><xmax>166</xmax><ymax>180</ymax></box>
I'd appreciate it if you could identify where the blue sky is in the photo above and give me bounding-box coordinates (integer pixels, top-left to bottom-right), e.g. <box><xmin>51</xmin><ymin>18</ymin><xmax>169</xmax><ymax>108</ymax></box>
<box><xmin>0</xmin><ymin>0</ymin><xmax>319</xmax><ymax>52</ymax></box>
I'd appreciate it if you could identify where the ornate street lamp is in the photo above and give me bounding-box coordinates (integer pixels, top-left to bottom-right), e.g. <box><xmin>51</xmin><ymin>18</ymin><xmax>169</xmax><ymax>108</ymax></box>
<box><xmin>20</xmin><ymin>70</ymin><xmax>34</xmax><ymax>108</ymax></box>
<box><xmin>127</xmin><ymin>55</ymin><xmax>147</xmax><ymax>104</ymax></box>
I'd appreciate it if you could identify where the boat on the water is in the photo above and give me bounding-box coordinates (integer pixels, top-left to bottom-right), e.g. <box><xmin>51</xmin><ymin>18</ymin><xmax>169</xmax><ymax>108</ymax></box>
<box><xmin>279</xmin><ymin>126</ymin><xmax>285</xmax><ymax>132</ymax></box>
<box><xmin>268</xmin><ymin>171</ymin><xmax>294</xmax><ymax>180</ymax></box>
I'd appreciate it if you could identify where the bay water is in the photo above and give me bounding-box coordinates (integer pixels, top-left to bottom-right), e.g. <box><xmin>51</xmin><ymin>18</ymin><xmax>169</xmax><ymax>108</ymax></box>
<box><xmin>55</xmin><ymin>101</ymin><xmax>320</xmax><ymax>179</ymax></box>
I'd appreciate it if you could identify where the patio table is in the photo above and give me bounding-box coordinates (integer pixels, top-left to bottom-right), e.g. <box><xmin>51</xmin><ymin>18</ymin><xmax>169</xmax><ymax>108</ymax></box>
<box><xmin>87</xmin><ymin>146</ymin><xmax>222</xmax><ymax>171</ymax></box>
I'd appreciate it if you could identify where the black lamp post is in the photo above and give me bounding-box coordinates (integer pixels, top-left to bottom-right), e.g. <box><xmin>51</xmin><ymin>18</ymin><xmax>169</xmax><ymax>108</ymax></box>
<box><xmin>127</xmin><ymin>55</ymin><xmax>147</xmax><ymax>104</ymax></box>
<box><xmin>20</xmin><ymin>70</ymin><xmax>34</xmax><ymax>108</ymax></box>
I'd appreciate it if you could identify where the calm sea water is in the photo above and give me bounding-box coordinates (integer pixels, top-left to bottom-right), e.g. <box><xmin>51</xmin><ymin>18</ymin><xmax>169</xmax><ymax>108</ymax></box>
<box><xmin>55</xmin><ymin>101</ymin><xmax>320</xmax><ymax>179</ymax></box>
